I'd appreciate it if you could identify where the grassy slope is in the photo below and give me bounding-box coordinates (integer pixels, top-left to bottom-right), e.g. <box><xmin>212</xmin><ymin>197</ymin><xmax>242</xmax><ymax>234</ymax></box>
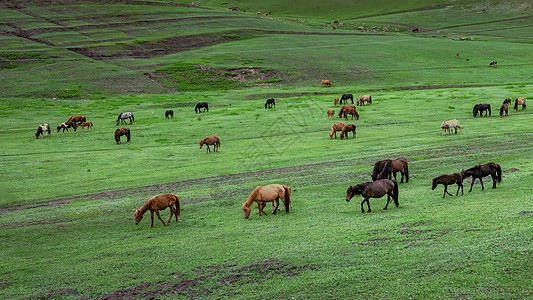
<box><xmin>0</xmin><ymin>0</ymin><xmax>532</xmax><ymax>299</ymax></box>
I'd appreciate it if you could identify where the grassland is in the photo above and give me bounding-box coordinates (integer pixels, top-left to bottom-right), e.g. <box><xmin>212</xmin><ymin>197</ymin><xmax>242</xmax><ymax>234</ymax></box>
<box><xmin>0</xmin><ymin>0</ymin><xmax>532</xmax><ymax>299</ymax></box>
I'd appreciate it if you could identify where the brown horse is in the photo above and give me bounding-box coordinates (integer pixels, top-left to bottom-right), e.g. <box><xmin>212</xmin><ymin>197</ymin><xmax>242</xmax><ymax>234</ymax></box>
<box><xmin>327</xmin><ymin>109</ymin><xmax>335</xmax><ymax>119</ymax></box>
<box><xmin>199</xmin><ymin>135</ymin><xmax>220</xmax><ymax>153</ymax></box>
<box><xmin>338</xmin><ymin>105</ymin><xmax>359</xmax><ymax>120</ymax></box>
<box><xmin>334</xmin><ymin>97</ymin><xmax>339</xmax><ymax>106</ymax></box>
<box><xmin>357</xmin><ymin>95</ymin><xmax>372</xmax><ymax>106</ymax></box>
<box><xmin>257</xmin><ymin>186</ymin><xmax>293</xmax><ymax>212</ymax></box>
<box><xmin>340</xmin><ymin>124</ymin><xmax>356</xmax><ymax>139</ymax></box>
<box><xmin>35</xmin><ymin>124</ymin><xmax>51</xmax><ymax>139</ymax></box>
<box><xmin>514</xmin><ymin>98</ymin><xmax>526</xmax><ymax>111</ymax></box>
<box><xmin>499</xmin><ymin>104</ymin><xmax>508</xmax><ymax>117</ymax></box>
<box><xmin>78</xmin><ymin>122</ymin><xmax>93</xmax><ymax>131</ymax></box>
<box><xmin>67</xmin><ymin>115</ymin><xmax>86</xmax><ymax>124</ymax></box>
<box><xmin>165</xmin><ymin>110</ymin><xmax>174</xmax><ymax>119</ymax></box>
<box><xmin>134</xmin><ymin>194</ymin><xmax>180</xmax><ymax>228</ymax></box>
<box><xmin>330</xmin><ymin>122</ymin><xmax>346</xmax><ymax>139</ymax></box>
<box><xmin>461</xmin><ymin>162</ymin><xmax>502</xmax><ymax>192</ymax></box>
<box><xmin>345</xmin><ymin>179</ymin><xmax>399</xmax><ymax>213</ymax></box>
<box><xmin>503</xmin><ymin>98</ymin><xmax>512</xmax><ymax>105</ymax></box>
<box><xmin>321</xmin><ymin>79</ymin><xmax>331</xmax><ymax>87</ymax></box>
<box><xmin>372</xmin><ymin>158</ymin><xmax>409</xmax><ymax>183</ymax></box>
<box><xmin>242</xmin><ymin>184</ymin><xmax>291</xmax><ymax>218</ymax></box>
<box><xmin>115</xmin><ymin>127</ymin><xmax>130</xmax><ymax>144</ymax></box>
<box><xmin>432</xmin><ymin>173</ymin><xmax>464</xmax><ymax>198</ymax></box>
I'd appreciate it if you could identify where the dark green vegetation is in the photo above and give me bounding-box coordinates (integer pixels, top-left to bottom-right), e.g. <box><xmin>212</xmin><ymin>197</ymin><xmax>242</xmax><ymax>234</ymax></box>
<box><xmin>1</xmin><ymin>0</ymin><xmax>532</xmax><ymax>299</ymax></box>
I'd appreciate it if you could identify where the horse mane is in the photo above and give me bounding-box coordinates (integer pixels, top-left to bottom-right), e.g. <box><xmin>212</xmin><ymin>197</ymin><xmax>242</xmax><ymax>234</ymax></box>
<box><xmin>378</xmin><ymin>160</ymin><xmax>392</xmax><ymax>180</ymax></box>
<box><xmin>244</xmin><ymin>186</ymin><xmax>261</xmax><ymax>207</ymax></box>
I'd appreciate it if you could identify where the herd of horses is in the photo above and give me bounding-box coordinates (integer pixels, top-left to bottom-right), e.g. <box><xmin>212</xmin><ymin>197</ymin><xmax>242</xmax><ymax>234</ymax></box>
<box><xmin>36</xmin><ymin>115</ymin><xmax>93</xmax><ymax>139</ymax></box>
<box><xmin>473</xmin><ymin>98</ymin><xmax>526</xmax><ymax>119</ymax></box>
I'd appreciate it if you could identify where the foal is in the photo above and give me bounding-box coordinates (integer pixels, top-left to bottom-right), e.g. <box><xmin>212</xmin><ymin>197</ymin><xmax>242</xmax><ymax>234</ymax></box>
<box><xmin>134</xmin><ymin>194</ymin><xmax>180</xmax><ymax>228</ymax></box>
<box><xmin>432</xmin><ymin>173</ymin><xmax>464</xmax><ymax>198</ymax></box>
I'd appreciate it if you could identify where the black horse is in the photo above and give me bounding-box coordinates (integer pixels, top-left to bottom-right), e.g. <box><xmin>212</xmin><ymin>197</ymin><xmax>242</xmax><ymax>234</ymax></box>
<box><xmin>473</xmin><ymin>104</ymin><xmax>491</xmax><ymax>117</ymax></box>
<box><xmin>265</xmin><ymin>98</ymin><xmax>275</xmax><ymax>109</ymax></box>
<box><xmin>340</xmin><ymin>93</ymin><xmax>354</xmax><ymax>105</ymax></box>
<box><xmin>116</xmin><ymin>112</ymin><xmax>134</xmax><ymax>125</ymax></box>
<box><xmin>371</xmin><ymin>159</ymin><xmax>393</xmax><ymax>181</ymax></box>
<box><xmin>165</xmin><ymin>110</ymin><xmax>173</xmax><ymax>119</ymax></box>
<box><xmin>195</xmin><ymin>102</ymin><xmax>209</xmax><ymax>113</ymax></box>
<box><xmin>461</xmin><ymin>162</ymin><xmax>502</xmax><ymax>192</ymax></box>
<box><xmin>345</xmin><ymin>179</ymin><xmax>399</xmax><ymax>213</ymax></box>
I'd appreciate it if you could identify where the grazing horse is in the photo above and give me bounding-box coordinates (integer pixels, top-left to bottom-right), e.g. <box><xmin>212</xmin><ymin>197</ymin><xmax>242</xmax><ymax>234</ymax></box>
<box><xmin>441</xmin><ymin>119</ymin><xmax>463</xmax><ymax>135</ymax></box>
<box><xmin>67</xmin><ymin>115</ymin><xmax>86</xmax><ymax>124</ymax></box>
<box><xmin>461</xmin><ymin>162</ymin><xmax>502</xmax><ymax>192</ymax></box>
<box><xmin>116</xmin><ymin>112</ymin><xmax>134</xmax><ymax>125</ymax></box>
<box><xmin>340</xmin><ymin>124</ymin><xmax>356</xmax><ymax>139</ymax></box>
<box><xmin>514</xmin><ymin>98</ymin><xmax>526</xmax><ymax>111</ymax></box>
<box><xmin>242</xmin><ymin>184</ymin><xmax>291</xmax><ymax>218</ymax></box>
<box><xmin>330</xmin><ymin>122</ymin><xmax>346</xmax><ymax>139</ymax></box>
<box><xmin>35</xmin><ymin>123</ymin><xmax>51</xmax><ymax>139</ymax></box>
<box><xmin>340</xmin><ymin>93</ymin><xmax>354</xmax><ymax>105</ymax></box>
<box><xmin>357</xmin><ymin>95</ymin><xmax>372</xmax><ymax>106</ymax></box>
<box><xmin>195</xmin><ymin>102</ymin><xmax>209</xmax><ymax>113</ymax></box>
<box><xmin>432</xmin><ymin>173</ymin><xmax>464</xmax><ymax>198</ymax></box>
<box><xmin>327</xmin><ymin>109</ymin><xmax>335</xmax><ymax>119</ymax></box>
<box><xmin>199</xmin><ymin>135</ymin><xmax>220</xmax><ymax>153</ymax></box>
<box><xmin>503</xmin><ymin>98</ymin><xmax>512</xmax><ymax>105</ymax></box>
<box><xmin>473</xmin><ymin>104</ymin><xmax>491</xmax><ymax>117</ymax></box>
<box><xmin>499</xmin><ymin>104</ymin><xmax>508</xmax><ymax>117</ymax></box>
<box><xmin>345</xmin><ymin>179</ymin><xmax>399</xmax><ymax>213</ymax></box>
<box><xmin>372</xmin><ymin>158</ymin><xmax>409</xmax><ymax>183</ymax></box>
<box><xmin>489</xmin><ymin>61</ymin><xmax>497</xmax><ymax>67</ymax></box>
<box><xmin>338</xmin><ymin>105</ymin><xmax>359</xmax><ymax>120</ymax></box>
<box><xmin>115</xmin><ymin>127</ymin><xmax>130</xmax><ymax>144</ymax></box>
<box><xmin>134</xmin><ymin>194</ymin><xmax>180</xmax><ymax>228</ymax></box>
<box><xmin>78</xmin><ymin>122</ymin><xmax>93</xmax><ymax>131</ymax></box>
<box><xmin>165</xmin><ymin>110</ymin><xmax>174</xmax><ymax>119</ymax></box>
<box><xmin>334</xmin><ymin>97</ymin><xmax>339</xmax><ymax>106</ymax></box>
<box><xmin>264</xmin><ymin>98</ymin><xmax>275</xmax><ymax>109</ymax></box>
<box><xmin>56</xmin><ymin>121</ymin><xmax>77</xmax><ymax>135</ymax></box>
<box><xmin>321</xmin><ymin>79</ymin><xmax>331</xmax><ymax>87</ymax></box>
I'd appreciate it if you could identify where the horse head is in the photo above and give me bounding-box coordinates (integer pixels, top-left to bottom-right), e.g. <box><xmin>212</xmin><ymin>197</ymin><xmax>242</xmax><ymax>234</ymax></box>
<box><xmin>346</xmin><ymin>184</ymin><xmax>365</xmax><ymax>202</ymax></box>
<box><xmin>199</xmin><ymin>140</ymin><xmax>204</xmax><ymax>149</ymax></box>
<box><xmin>431</xmin><ymin>179</ymin><xmax>438</xmax><ymax>190</ymax></box>
<box><xmin>242</xmin><ymin>202</ymin><xmax>251</xmax><ymax>219</ymax></box>
<box><xmin>134</xmin><ymin>209</ymin><xmax>143</xmax><ymax>225</ymax></box>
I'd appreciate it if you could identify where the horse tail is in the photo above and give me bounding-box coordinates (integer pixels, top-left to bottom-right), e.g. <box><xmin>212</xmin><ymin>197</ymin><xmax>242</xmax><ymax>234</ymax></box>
<box><xmin>488</xmin><ymin>104</ymin><xmax>491</xmax><ymax>116</ymax></box>
<box><xmin>283</xmin><ymin>185</ymin><xmax>291</xmax><ymax>213</ymax></box>
<box><xmin>514</xmin><ymin>98</ymin><xmax>518</xmax><ymax>110</ymax></box>
<box><xmin>404</xmin><ymin>161</ymin><xmax>409</xmax><ymax>183</ymax></box>
<box><xmin>495</xmin><ymin>164</ymin><xmax>502</xmax><ymax>183</ymax></box>
<box><xmin>131</xmin><ymin>113</ymin><xmax>134</xmax><ymax>123</ymax></box>
<box><xmin>473</xmin><ymin>105</ymin><xmax>477</xmax><ymax>117</ymax></box>
<box><xmin>174</xmin><ymin>194</ymin><xmax>181</xmax><ymax>217</ymax></box>
<box><xmin>392</xmin><ymin>180</ymin><xmax>399</xmax><ymax>207</ymax></box>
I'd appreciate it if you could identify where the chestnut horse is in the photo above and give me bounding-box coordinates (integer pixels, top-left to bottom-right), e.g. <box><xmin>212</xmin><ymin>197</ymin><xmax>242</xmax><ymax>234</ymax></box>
<box><xmin>345</xmin><ymin>179</ymin><xmax>399</xmax><ymax>213</ymax></box>
<box><xmin>35</xmin><ymin>123</ymin><xmax>51</xmax><ymax>139</ymax></box>
<box><xmin>321</xmin><ymin>80</ymin><xmax>331</xmax><ymax>87</ymax></box>
<box><xmin>242</xmin><ymin>184</ymin><xmax>291</xmax><ymax>218</ymax></box>
<box><xmin>372</xmin><ymin>158</ymin><xmax>409</xmax><ymax>183</ymax></box>
<box><xmin>357</xmin><ymin>95</ymin><xmax>371</xmax><ymax>106</ymax></box>
<box><xmin>115</xmin><ymin>127</ymin><xmax>130</xmax><ymax>144</ymax></box>
<box><xmin>327</xmin><ymin>109</ymin><xmax>335</xmax><ymax>119</ymax></box>
<box><xmin>134</xmin><ymin>194</ymin><xmax>180</xmax><ymax>228</ymax></box>
<box><xmin>334</xmin><ymin>97</ymin><xmax>339</xmax><ymax>106</ymax></box>
<box><xmin>67</xmin><ymin>115</ymin><xmax>86</xmax><ymax>124</ymax></box>
<box><xmin>499</xmin><ymin>104</ymin><xmax>508</xmax><ymax>117</ymax></box>
<box><xmin>461</xmin><ymin>162</ymin><xmax>501</xmax><ymax>192</ymax></box>
<box><xmin>432</xmin><ymin>173</ymin><xmax>464</xmax><ymax>198</ymax></box>
<box><xmin>514</xmin><ymin>98</ymin><xmax>526</xmax><ymax>111</ymax></box>
<box><xmin>330</xmin><ymin>122</ymin><xmax>346</xmax><ymax>139</ymax></box>
<box><xmin>199</xmin><ymin>135</ymin><xmax>220</xmax><ymax>153</ymax></box>
<box><xmin>338</xmin><ymin>105</ymin><xmax>359</xmax><ymax>120</ymax></box>
<box><xmin>78</xmin><ymin>122</ymin><xmax>93</xmax><ymax>131</ymax></box>
<box><xmin>340</xmin><ymin>124</ymin><xmax>356</xmax><ymax>139</ymax></box>
<box><xmin>165</xmin><ymin>110</ymin><xmax>174</xmax><ymax>119</ymax></box>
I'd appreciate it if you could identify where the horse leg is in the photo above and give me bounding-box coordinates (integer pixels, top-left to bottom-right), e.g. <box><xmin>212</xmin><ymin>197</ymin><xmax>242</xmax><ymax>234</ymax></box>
<box><xmin>366</xmin><ymin>198</ymin><xmax>371</xmax><ymax>213</ymax></box>
<box><xmin>445</xmin><ymin>185</ymin><xmax>453</xmax><ymax>197</ymax></box>
<box><xmin>167</xmin><ymin>206</ymin><xmax>176</xmax><ymax>224</ymax></box>
<box><xmin>491</xmin><ymin>174</ymin><xmax>497</xmax><ymax>189</ymax></box>
<box><xmin>150</xmin><ymin>211</ymin><xmax>155</xmax><ymax>228</ymax></box>
<box><xmin>384</xmin><ymin>194</ymin><xmax>391</xmax><ymax>210</ymax></box>
<box><xmin>456</xmin><ymin>183</ymin><xmax>463</xmax><ymax>196</ymax></box>
<box><xmin>155</xmin><ymin>210</ymin><xmax>166</xmax><ymax>226</ymax></box>
<box><xmin>272</xmin><ymin>199</ymin><xmax>279</xmax><ymax>215</ymax></box>
<box><xmin>479</xmin><ymin>177</ymin><xmax>484</xmax><ymax>191</ymax></box>
<box><xmin>468</xmin><ymin>177</ymin><xmax>475</xmax><ymax>192</ymax></box>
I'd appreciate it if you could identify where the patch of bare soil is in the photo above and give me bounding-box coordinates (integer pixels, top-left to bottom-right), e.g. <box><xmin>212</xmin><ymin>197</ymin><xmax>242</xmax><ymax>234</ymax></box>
<box><xmin>101</xmin><ymin>260</ymin><xmax>315</xmax><ymax>299</ymax></box>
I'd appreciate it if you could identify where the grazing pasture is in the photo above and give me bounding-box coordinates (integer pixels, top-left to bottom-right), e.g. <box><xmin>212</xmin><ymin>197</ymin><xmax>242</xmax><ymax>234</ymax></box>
<box><xmin>0</xmin><ymin>0</ymin><xmax>532</xmax><ymax>299</ymax></box>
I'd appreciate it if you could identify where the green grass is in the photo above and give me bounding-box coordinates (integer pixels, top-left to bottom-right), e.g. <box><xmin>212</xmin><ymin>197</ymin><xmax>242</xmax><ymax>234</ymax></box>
<box><xmin>0</xmin><ymin>1</ymin><xmax>532</xmax><ymax>299</ymax></box>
